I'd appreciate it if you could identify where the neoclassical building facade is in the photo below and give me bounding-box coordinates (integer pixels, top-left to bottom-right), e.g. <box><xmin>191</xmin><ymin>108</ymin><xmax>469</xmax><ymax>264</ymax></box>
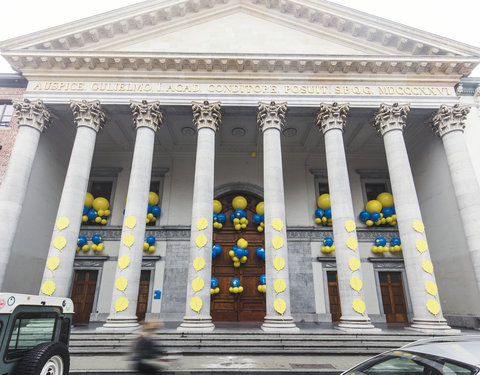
<box><xmin>1</xmin><ymin>0</ymin><xmax>480</xmax><ymax>332</ymax></box>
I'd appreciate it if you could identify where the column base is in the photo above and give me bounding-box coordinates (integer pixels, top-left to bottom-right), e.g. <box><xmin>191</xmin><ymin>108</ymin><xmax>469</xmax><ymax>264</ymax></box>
<box><xmin>177</xmin><ymin>316</ymin><xmax>215</xmax><ymax>333</ymax></box>
<box><xmin>336</xmin><ymin>316</ymin><xmax>381</xmax><ymax>333</ymax></box>
<box><xmin>97</xmin><ymin>315</ymin><xmax>139</xmax><ymax>332</ymax></box>
<box><xmin>406</xmin><ymin>319</ymin><xmax>460</xmax><ymax>335</ymax></box>
<box><xmin>261</xmin><ymin>315</ymin><xmax>299</xmax><ymax>332</ymax></box>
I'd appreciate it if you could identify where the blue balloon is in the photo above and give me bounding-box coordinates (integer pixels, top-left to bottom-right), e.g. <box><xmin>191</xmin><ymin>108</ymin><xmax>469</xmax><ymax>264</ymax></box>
<box><xmin>235</xmin><ymin>247</ymin><xmax>244</xmax><ymax>258</ymax></box>
<box><xmin>230</xmin><ymin>213</ymin><xmax>235</xmax><ymax>221</ymax></box>
<box><xmin>211</xmin><ymin>277</ymin><xmax>219</xmax><ymax>289</ymax></box>
<box><xmin>391</xmin><ymin>206</ymin><xmax>396</xmax><ymax>214</ymax></box>
<box><xmin>323</xmin><ymin>237</ymin><xmax>334</xmax><ymax>247</ymax></box>
<box><xmin>83</xmin><ymin>205</ymin><xmax>88</xmax><ymax>215</ymax></box>
<box><xmin>212</xmin><ymin>244</ymin><xmax>222</xmax><ymax>257</ymax></box>
<box><xmin>371</xmin><ymin>212</ymin><xmax>381</xmax><ymax>222</ymax></box>
<box><xmin>152</xmin><ymin>206</ymin><xmax>161</xmax><ymax>217</ymax></box>
<box><xmin>230</xmin><ymin>278</ymin><xmax>240</xmax><ymax>287</ymax></box>
<box><xmin>244</xmin><ymin>249</ymin><xmax>249</xmax><ymax>256</ymax></box>
<box><xmin>253</xmin><ymin>214</ymin><xmax>261</xmax><ymax>224</ymax></box>
<box><xmin>259</xmin><ymin>274</ymin><xmax>266</xmax><ymax>285</ymax></box>
<box><xmin>87</xmin><ymin>209</ymin><xmax>97</xmax><ymax>220</ymax></box>
<box><xmin>375</xmin><ymin>237</ymin><xmax>387</xmax><ymax>246</ymax></box>
<box><xmin>390</xmin><ymin>237</ymin><xmax>401</xmax><ymax>246</ymax></box>
<box><xmin>213</xmin><ymin>213</ymin><xmax>218</xmax><ymax>222</ymax></box>
<box><xmin>77</xmin><ymin>236</ymin><xmax>87</xmax><ymax>247</ymax></box>
<box><xmin>324</xmin><ymin>208</ymin><xmax>332</xmax><ymax>219</ymax></box>
<box><xmin>147</xmin><ymin>204</ymin><xmax>152</xmax><ymax>213</ymax></box>
<box><xmin>92</xmin><ymin>234</ymin><xmax>102</xmax><ymax>244</ymax></box>
<box><xmin>315</xmin><ymin>208</ymin><xmax>325</xmax><ymax>218</ymax></box>
<box><xmin>217</xmin><ymin>213</ymin><xmax>226</xmax><ymax>223</ymax></box>
<box><xmin>146</xmin><ymin>235</ymin><xmax>156</xmax><ymax>246</ymax></box>
<box><xmin>260</xmin><ymin>214</ymin><xmax>264</xmax><ymax>222</ymax></box>
<box><xmin>234</xmin><ymin>209</ymin><xmax>244</xmax><ymax>218</ymax></box>
<box><xmin>382</xmin><ymin>208</ymin><xmax>393</xmax><ymax>217</ymax></box>
<box><xmin>359</xmin><ymin>210</ymin><xmax>371</xmax><ymax>222</ymax></box>
<box><xmin>256</xmin><ymin>247</ymin><xmax>265</xmax><ymax>260</ymax></box>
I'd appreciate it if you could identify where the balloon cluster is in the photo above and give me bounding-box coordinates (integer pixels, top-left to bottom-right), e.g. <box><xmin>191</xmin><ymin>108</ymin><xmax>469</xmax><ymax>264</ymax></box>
<box><xmin>213</xmin><ymin>200</ymin><xmax>226</xmax><ymax>229</ymax></box>
<box><xmin>82</xmin><ymin>193</ymin><xmax>111</xmax><ymax>225</ymax></box>
<box><xmin>253</xmin><ymin>202</ymin><xmax>265</xmax><ymax>232</ymax></box>
<box><xmin>314</xmin><ymin>194</ymin><xmax>332</xmax><ymax>227</ymax></box>
<box><xmin>359</xmin><ymin>192</ymin><xmax>397</xmax><ymax>227</ymax></box>
<box><xmin>256</xmin><ymin>247</ymin><xmax>265</xmax><ymax>261</ymax></box>
<box><xmin>229</xmin><ymin>278</ymin><xmax>244</xmax><ymax>294</ymax></box>
<box><xmin>76</xmin><ymin>235</ymin><xmax>104</xmax><ymax>252</ymax></box>
<box><xmin>212</xmin><ymin>244</ymin><xmax>222</xmax><ymax>259</ymax></box>
<box><xmin>229</xmin><ymin>238</ymin><xmax>249</xmax><ymax>268</ymax></box>
<box><xmin>210</xmin><ymin>277</ymin><xmax>220</xmax><ymax>295</ymax></box>
<box><xmin>371</xmin><ymin>236</ymin><xmax>402</xmax><ymax>253</ymax></box>
<box><xmin>257</xmin><ymin>274</ymin><xmax>266</xmax><ymax>293</ymax></box>
<box><xmin>143</xmin><ymin>235</ymin><xmax>156</xmax><ymax>253</ymax></box>
<box><xmin>229</xmin><ymin>196</ymin><xmax>249</xmax><ymax>231</ymax></box>
<box><xmin>146</xmin><ymin>192</ymin><xmax>161</xmax><ymax>224</ymax></box>
<box><xmin>321</xmin><ymin>237</ymin><xmax>335</xmax><ymax>254</ymax></box>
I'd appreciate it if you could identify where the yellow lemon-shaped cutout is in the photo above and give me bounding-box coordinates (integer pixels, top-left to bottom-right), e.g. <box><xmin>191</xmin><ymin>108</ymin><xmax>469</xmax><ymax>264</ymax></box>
<box><xmin>196</xmin><ymin>218</ymin><xmax>208</xmax><ymax>231</ymax></box>
<box><xmin>352</xmin><ymin>299</ymin><xmax>366</xmax><ymax>314</ymax></box>
<box><xmin>345</xmin><ymin>220</ymin><xmax>356</xmax><ymax>233</ymax></box>
<box><xmin>122</xmin><ymin>234</ymin><xmax>135</xmax><ymax>248</ymax></box>
<box><xmin>426</xmin><ymin>299</ymin><xmax>440</xmax><ymax>316</ymax></box>
<box><xmin>118</xmin><ymin>255</ymin><xmax>130</xmax><ymax>270</ymax></box>
<box><xmin>56</xmin><ymin>217</ymin><xmax>69</xmax><ymax>231</ymax></box>
<box><xmin>193</xmin><ymin>257</ymin><xmax>205</xmax><ymax>272</ymax></box>
<box><xmin>346</xmin><ymin>237</ymin><xmax>358</xmax><ymax>251</ymax></box>
<box><xmin>274</xmin><ymin>298</ymin><xmax>287</xmax><ymax>315</ymax></box>
<box><xmin>425</xmin><ymin>281</ymin><xmax>438</xmax><ymax>297</ymax></box>
<box><xmin>195</xmin><ymin>234</ymin><xmax>207</xmax><ymax>248</ymax></box>
<box><xmin>53</xmin><ymin>236</ymin><xmax>67</xmax><ymax>251</ymax></box>
<box><xmin>115</xmin><ymin>297</ymin><xmax>129</xmax><ymax>312</ymax></box>
<box><xmin>274</xmin><ymin>279</ymin><xmax>286</xmax><ymax>294</ymax></box>
<box><xmin>272</xmin><ymin>218</ymin><xmax>283</xmax><ymax>232</ymax></box>
<box><xmin>115</xmin><ymin>277</ymin><xmax>128</xmax><ymax>292</ymax></box>
<box><xmin>125</xmin><ymin>216</ymin><xmax>136</xmax><ymax>229</ymax></box>
<box><xmin>190</xmin><ymin>297</ymin><xmax>203</xmax><ymax>313</ymax></box>
<box><xmin>192</xmin><ymin>277</ymin><xmax>205</xmax><ymax>292</ymax></box>
<box><xmin>413</xmin><ymin>220</ymin><xmax>425</xmax><ymax>233</ymax></box>
<box><xmin>46</xmin><ymin>256</ymin><xmax>60</xmax><ymax>272</ymax></box>
<box><xmin>422</xmin><ymin>260</ymin><xmax>434</xmax><ymax>274</ymax></box>
<box><xmin>273</xmin><ymin>257</ymin><xmax>285</xmax><ymax>271</ymax></box>
<box><xmin>350</xmin><ymin>277</ymin><xmax>363</xmax><ymax>292</ymax></box>
<box><xmin>349</xmin><ymin>258</ymin><xmax>361</xmax><ymax>272</ymax></box>
<box><xmin>416</xmin><ymin>239</ymin><xmax>428</xmax><ymax>253</ymax></box>
<box><xmin>41</xmin><ymin>281</ymin><xmax>56</xmax><ymax>296</ymax></box>
<box><xmin>213</xmin><ymin>200</ymin><xmax>222</xmax><ymax>214</ymax></box>
<box><xmin>272</xmin><ymin>236</ymin><xmax>284</xmax><ymax>250</ymax></box>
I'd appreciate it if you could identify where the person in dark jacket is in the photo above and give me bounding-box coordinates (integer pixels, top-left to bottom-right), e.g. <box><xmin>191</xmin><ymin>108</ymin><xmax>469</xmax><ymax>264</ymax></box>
<box><xmin>133</xmin><ymin>320</ymin><xmax>167</xmax><ymax>374</ymax></box>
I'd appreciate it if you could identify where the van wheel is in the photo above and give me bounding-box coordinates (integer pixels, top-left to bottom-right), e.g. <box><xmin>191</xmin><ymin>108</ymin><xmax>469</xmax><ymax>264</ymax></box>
<box><xmin>13</xmin><ymin>342</ymin><xmax>70</xmax><ymax>375</ymax></box>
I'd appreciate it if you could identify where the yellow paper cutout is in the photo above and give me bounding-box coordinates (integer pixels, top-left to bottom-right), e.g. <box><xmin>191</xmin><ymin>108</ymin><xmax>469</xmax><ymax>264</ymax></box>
<box><xmin>115</xmin><ymin>277</ymin><xmax>128</xmax><ymax>292</ymax></box>
<box><xmin>272</xmin><ymin>218</ymin><xmax>284</xmax><ymax>232</ymax></box>
<box><xmin>56</xmin><ymin>217</ymin><xmax>69</xmax><ymax>231</ymax></box>
<box><xmin>118</xmin><ymin>255</ymin><xmax>130</xmax><ymax>270</ymax></box>
<box><xmin>196</xmin><ymin>218</ymin><xmax>208</xmax><ymax>231</ymax></box>
<box><xmin>53</xmin><ymin>236</ymin><xmax>66</xmax><ymax>251</ymax></box>
<box><xmin>349</xmin><ymin>258</ymin><xmax>360</xmax><ymax>272</ymax></box>
<box><xmin>195</xmin><ymin>234</ymin><xmax>207</xmax><ymax>248</ymax></box>
<box><xmin>416</xmin><ymin>239</ymin><xmax>428</xmax><ymax>254</ymax></box>
<box><xmin>192</xmin><ymin>277</ymin><xmax>205</xmax><ymax>292</ymax></box>
<box><xmin>122</xmin><ymin>234</ymin><xmax>135</xmax><ymax>248</ymax></box>
<box><xmin>272</xmin><ymin>236</ymin><xmax>284</xmax><ymax>250</ymax></box>
<box><xmin>413</xmin><ymin>220</ymin><xmax>425</xmax><ymax>233</ymax></box>
<box><xmin>346</xmin><ymin>237</ymin><xmax>358</xmax><ymax>251</ymax></box>
<box><xmin>193</xmin><ymin>257</ymin><xmax>205</xmax><ymax>272</ymax></box>
<box><xmin>115</xmin><ymin>297</ymin><xmax>129</xmax><ymax>312</ymax></box>
<box><xmin>425</xmin><ymin>281</ymin><xmax>438</xmax><ymax>297</ymax></box>
<box><xmin>46</xmin><ymin>257</ymin><xmax>60</xmax><ymax>272</ymax></box>
<box><xmin>125</xmin><ymin>216</ymin><xmax>136</xmax><ymax>229</ymax></box>
<box><xmin>41</xmin><ymin>281</ymin><xmax>56</xmax><ymax>296</ymax></box>
<box><xmin>350</xmin><ymin>277</ymin><xmax>363</xmax><ymax>292</ymax></box>
<box><xmin>274</xmin><ymin>279</ymin><xmax>286</xmax><ymax>294</ymax></box>
<box><xmin>274</xmin><ymin>298</ymin><xmax>286</xmax><ymax>315</ymax></box>
<box><xmin>190</xmin><ymin>297</ymin><xmax>203</xmax><ymax>313</ymax></box>
<box><xmin>273</xmin><ymin>257</ymin><xmax>285</xmax><ymax>271</ymax></box>
<box><xmin>352</xmin><ymin>299</ymin><xmax>366</xmax><ymax>314</ymax></box>
<box><xmin>422</xmin><ymin>260</ymin><xmax>434</xmax><ymax>274</ymax></box>
<box><xmin>426</xmin><ymin>299</ymin><xmax>440</xmax><ymax>316</ymax></box>
<box><xmin>345</xmin><ymin>220</ymin><xmax>356</xmax><ymax>233</ymax></box>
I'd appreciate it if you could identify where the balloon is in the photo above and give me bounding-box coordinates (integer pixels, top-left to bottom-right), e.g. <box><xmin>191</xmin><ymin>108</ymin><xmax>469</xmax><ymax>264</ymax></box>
<box><xmin>83</xmin><ymin>205</ymin><xmax>88</xmax><ymax>215</ymax></box>
<box><xmin>211</xmin><ymin>277</ymin><xmax>219</xmax><ymax>289</ymax></box>
<box><xmin>146</xmin><ymin>235</ymin><xmax>156</xmax><ymax>246</ymax></box>
<box><xmin>366</xmin><ymin>220</ymin><xmax>373</xmax><ymax>226</ymax></box>
<box><xmin>253</xmin><ymin>214</ymin><xmax>261</xmax><ymax>223</ymax></box>
<box><xmin>149</xmin><ymin>192</ymin><xmax>159</xmax><ymax>206</ymax></box>
<box><xmin>147</xmin><ymin>204</ymin><xmax>152</xmax><ymax>213</ymax></box>
<box><xmin>260</xmin><ymin>274</ymin><xmax>266</xmax><ymax>285</ymax></box>
<box><xmin>256</xmin><ymin>247</ymin><xmax>265</xmax><ymax>260</ymax></box>
<box><xmin>144</xmin><ymin>242</ymin><xmax>149</xmax><ymax>251</ymax></box>
<box><xmin>87</xmin><ymin>209</ymin><xmax>97</xmax><ymax>220</ymax></box>
<box><xmin>323</xmin><ymin>237</ymin><xmax>334</xmax><ymax>247</ymax></box>
<box><xmin>92</xmin><ymin>197</ymin><xmax>109</xmax><ymax>211</ymax></box>
<box><xmin>232</xmin><ymin>196</ymin><xmax>247</xmax><ymax>210</ymax></box>
<box><xmin>382</xmin><ymin>207</ymin><xmax>393</xmax><ymax>217</ymax></box>
<box><xmin>152</xmin><ymin>206</ymin><xmax>161</xmax><ymax>217</ymax></box>
<box><xmin>377</xmin><ymin>192</ymin><xmax>394</xmax><ymax>208</ymax></box>
<box><xmin>324</xmin><ymin>208</ymin><xmax>332</xmax><ymax>219</ymax></box>
<box><xmin>77</xmin><ymin>236</ymin><xmax>87</xmax><ymax>247</ymax></box>
<box><xmin>256</xmin><ymin>202</ymin><xmax>264</xmax><ymax>215</ymax></box>
<box><xmin>85</xmin><ymin>192</ymin><xmax>94</xmax><ymax>209</ymax></box>
<box><xmin>371</xmin><ymin>212</ymin><xmax>381</xmax><ymax>222</ymax></box>
<box><xmin>391</xmin><ymin>237</ymin><xmax>401</xmax><ymax>246</ymax></box>
<box><xmin>230</xmin><ymin>278</ymin><xmax>240</xmax><ymax>287</ymax></box>
<box><xmin>213</xmin><ymin>200</ymin><xmax>222</xmax><ymax>214</ymax></box>
<box><xmin>359</xmin><ymin>211</ymin><xmax>370</xmax><ymax>222</ymax></box>
<box><xmin>366</xmin><ymin>200</ymin><xmax>382</xmax><ymax>214</ymax></box>
<box><xmin>375</xmin><ymin>237</ymin><xmax>387</xmax><ymax>246</ymax></box>
<box><xmin>234</xmin><ymin>209</ymin><xmax>244</xmax><ymax>218</ymax></box>
<box><xmin>92</xmin><ymin>234</ymin><xmax>102</xmax><ymax>244</ymax></box>
<box><xmin>212</xmin><ymin>244</ymin><xmax>222</xmax><ymax>258</ymax></box>
<box><xmin>315</xmin><ymin>208</ymin><xmax>325</xmax><ymax>218</ymax></box>
<box><xmin>217</xmin><ymin>213</ymin><xmax>226</xmax><ymax>223</ymax></box>
<box><xmin>317</xmin><ymin>194</ymin><xmax>331</xmax><ymax>210</ymax></box>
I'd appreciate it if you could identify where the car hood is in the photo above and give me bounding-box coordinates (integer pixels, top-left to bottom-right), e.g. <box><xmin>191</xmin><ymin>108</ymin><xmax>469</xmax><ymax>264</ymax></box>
<box><xmin>405</xmin><ymin>341</ymin><xmax>480</xmax><ymax>367</ymax></box>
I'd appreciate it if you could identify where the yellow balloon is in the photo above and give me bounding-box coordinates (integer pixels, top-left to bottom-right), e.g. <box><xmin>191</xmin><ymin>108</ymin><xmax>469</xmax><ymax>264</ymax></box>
<box><xmin>366</xmin><ymin>200</ymin><xmax>382</xmax><ymax>213</ymax></box>
<box><xmin>115</xmin><ymin>277</ymin><xmax>128</xmax><ymax>292</ymax></box>
<box><xmin>272</xmin><ymin>236</ymin><xmax>284</xmax><ymax>250</ymax></box>
<box><xmin>274</xmin><ymin>298</ymin><xmax>287</xmax><ymax>315</ymax></box>
<box><xmin>192</xmin><ymin>277</ymin><xmax>205</xmax><ymax>292</ymax></box>
<box><xmin>190</xmin><ymin>297</ymin><xmax>202</xmax><ymax>312</ymax></box>
<box><xmin>317</xmin><ymin>194</ymin><xmax>331</xmax><ymax>210</ymax></box>
<box><xmin>237</xmin><ymin>238</ymin><xmax>248</xmax><ymax>248</ymax></box>
<box><xmin>272</xmin><ymin>218</ymin><xmax>283</xmax><ymax>232</ymax></box>
<box><xmin>425</xmin><ymin>281</ymin><xmax>438</xmax><ymax>296</ymax></box>
<box><xmin>350</xmin><ymin>277</ymin><xmax>363</xmax><ymax>292</ymax></box>
<box><xmin>46</xmin><ymin>257</ymin><xmax>60</xmax><ymax>272</ymax></box>
<box><xmin>345</xmin><ymin>220</ymin><xmax>356</xmax><ymax>233</ymax></box>
<box><xmin>56</xmin><ymin>217</ymin><xmax>69</xmax><ymax>231</ymax></box>
<box><xmin>238</xmin><ymin>286</ymin><xmax>244</xmax><ymax>293</ymax></box>
<box><xmin>213</xmin><ymin>200</ymin><xmax>222</xmax><ymax>214</ymax></box>
<box><xmin>273</xmin><ymin>257</ymin><xmax>285</xmax><ymax>271</ymax></box>
<box><xmin>149</xmin><ymin>245</ymin><xmax>156</xmax><ymax>253</ymax></box>
<box><xmin>85</xmin><ymin>192</ymin><xmax>94</xmax><ymax>209</ymax></box>
<box><xmin>196</xmin><ymin>218</ymin><xmax>208</xmax><ymax>230</ymax></box>
<box><xmin>122</xmin><ymin>234</ymin><xmax>135</xmax><ymax>248</ymax></box>
<box><xmin>346</xmin><ymin>237</ymin><xmax>358</xmax><ymax>251</ymax></box>
<box><xmin>125</xmin><ymin>216</ymin><xmax>136</xmax><ymax>229</ymax></box>
<box><xmin>416</xmin><ymin>239</ymin><xmax>428</xmax><ymax>253</ymax></box>
<box><xmin>413</xmin><ymin>220</ymin><xmax>425</xmax><ymax>233</ymax></box>
<box><xmin>426</xmin><ymin>299</ymin><xmax>440</xmax><ymax>316</ymax></box>
<box><xmin>196</xmin><ymin>234</ymin><xmax>207</xmax><ymax>248</ymax></box>
<box><xmin>274</xmin><ymin>279</ymin><xmax>286</xmax><ymax>294</ymax></box>
<box><xmin>115</xmin><ymin>297</ymin><xmax>129</xmax><ymax>312</ymax></box>
<box><xmin>193</xmin><ymin>257</ymin><xmax>205</xmax><ymax>272</ymax></box>
<box><xmin>352</xmin><ymin>299</ymin><xmax>366</xmax><ymax>314</ymax></box>
<box><xmin>349</xmin><ymin>258</ymin><xmax>360</xmax><ymax>272</ymax></box>
<box><xmin>148</xmin><ymin>192</ymin><xmax>159</xmax><ymax>206</ymax></box>
<box><xmin>422</xmin><ymin>260</ymin><xmax>434</xmax><ymax>274</ymax></box>
<box><xmin>376</xmin><ymin>192</ymin><xmax>394</xmax><ymax>208</ymax></box>
<box><xmin>256</xmin><ymin>202</ymin><xmax>265</xmax><ymax>215</ymax></box>
<box><xmin>53</xmin><ymin>236</ymin><xmax>67</xmax><ymax>251</ymax></box>
<box><xmin>93</xmin><ymin>197</ymin><xmax>109</xmax><ymax>211</ymax></box>
<box><xmin>41</xmin><ymin>281</ymin><xmax>56</xmax><ymax>296</ymax></box>
<box><xmin>232</xmin><ymin>196</ymin><xmax>247</xmax><ymax>210</ymax></box>
<box><xmin>118</xmin><ymin>255</ymin><xmax>130</xmax><ymax>270</ymax></box>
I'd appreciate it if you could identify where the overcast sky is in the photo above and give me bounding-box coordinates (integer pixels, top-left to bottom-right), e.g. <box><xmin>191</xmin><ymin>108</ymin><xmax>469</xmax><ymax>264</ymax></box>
<box><xmin>1</xmin><ymin>0</ymin><xmax>479</xmax><ymax>75</ymax></box>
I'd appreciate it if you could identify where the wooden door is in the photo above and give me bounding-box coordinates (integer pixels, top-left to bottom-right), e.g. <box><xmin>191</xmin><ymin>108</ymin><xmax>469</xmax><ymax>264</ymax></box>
<box><xmin>136</xmin><ymin>270</ymin><xmax>151</xmax><ymax>321</ymax></box>
<box><xmin>327</xmin><ymin>271</ymin><xmax>341</xmax><ymax>322</ymax></box>
<box><xmin>70</xmin><ymin>270</ymin><xmax>98</xmax><ymax>324</ymax></box>
<box><xmin>379</xmin><ymin>271</ymin><xmax>407</xmax><ymax>323</ymax></box>
<box><xmin>211</xmin><ymin>193</ymin><xmax>265</xmax><ymax>321</ymax></box>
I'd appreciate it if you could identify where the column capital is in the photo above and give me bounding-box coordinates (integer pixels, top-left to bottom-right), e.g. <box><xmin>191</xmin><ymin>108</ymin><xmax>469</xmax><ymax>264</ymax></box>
<box><xmin>70</xmin><ymin>100</ymin><xmax>106</xmax><ymax>132</ymax></box>
<box><xmin>130</xmin><ymin>100</ymin><xmax>163</xmax><ymax>131</ymax></box>
<box><xmin>373</xmin><ymin>103</ymin><xmax>410</xmax><ymax>136</ymax></box>
<box><xmin>315</xmin><ymin>102</ymin><xmax>349</xmax><ymax>134</ymax></box>
<box><xmin>192</xmin><ymin>101</ymin><xmax>221</xmax><ymax>131</ymax></box>
<box><xmin>12</xmin><ymin>98</ymin><xmax>52</xmax><ymax>132</ymax></box>
<box><xmin>429</xmin><ymin>104</ymin><xmax>470</xmax><ymax>137</ymax></box>
<box><xmin>257</xmin><ymin>101</ymin><xmax>287</xmax><ymax>132</ymax></box>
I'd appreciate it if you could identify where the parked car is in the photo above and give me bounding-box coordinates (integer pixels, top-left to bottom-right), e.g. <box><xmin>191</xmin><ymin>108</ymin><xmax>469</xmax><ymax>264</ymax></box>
<box><xmin>0</xmin><ymin>293</ymin><xmax>74</xmax><ymax>375</ymax></box>
<box><xmin>341</xmin><ymin>336</ymin><xmax>480</xmax><ymax>375</ymax></box>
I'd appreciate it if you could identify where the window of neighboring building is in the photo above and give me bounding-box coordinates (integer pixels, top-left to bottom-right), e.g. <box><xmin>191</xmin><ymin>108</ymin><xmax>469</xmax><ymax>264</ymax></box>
<box><xmin>364</xmin><ymin>182</ymin><xmax>390</xmax><ymax>202</ymax></box>
<box><xmin>0</xmin><ymin>103</ymin><xmax>14</xmax><ymax>127</ymax></box>
<box><xmin>317</xmin><ymin>182</ymin><xmax>329</xmax><ymax>196</ymax></box>
<box><xmin>85</xmin><ymin>180</ymin><xmax>114</xmax><ymax>226</ymax></box>
<box><xmin>357</xmin><ymin>170</ymin><xmax>391</xmax><ymax>204</ymax></box>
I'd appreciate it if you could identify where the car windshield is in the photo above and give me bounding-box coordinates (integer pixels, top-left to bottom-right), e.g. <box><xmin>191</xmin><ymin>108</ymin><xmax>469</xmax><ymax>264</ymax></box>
<box><xmin>344</xmin><ymin>350</ymin><xmax>477</xmax><ymax>375</ymax></box>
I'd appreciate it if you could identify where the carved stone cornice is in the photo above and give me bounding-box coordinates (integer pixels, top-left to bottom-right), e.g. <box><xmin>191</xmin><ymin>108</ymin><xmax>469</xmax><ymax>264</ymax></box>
<box><xmin>372</xmin><ymin>103</ymin><xmax>410</xmax><ymax>136</ymax></box>
<box><xmin>257</xmin><ymin>101</ymin><xmax>287</xmax><ymax>132</ymax></box>
<box><xmin>192</xmin><ymin>101</ymin><xmax>221</xmax><ymax>131</ymax></box>
<box><xmin>12</xmin><ymin>98</ymin><xmax>52</xmax><ymax>132</ymax></box>
<box><xmin>70</xmin><ymin>100</ymin><xmax>106</xmax><ymax>132</ymax></box>
<box><xmin>315</xmin><ymin>102</ymin><xmax>349</xmax><ymax>134</ymax></box>
<box><xmin>130</xmin><ymin>100</ymin><xmax>163</xmax><ymax>131</ymax></box>
<box><xmin>429</xmin><ymin>104</ymin><xmax>471</xmax><ymax>137</ymax></box>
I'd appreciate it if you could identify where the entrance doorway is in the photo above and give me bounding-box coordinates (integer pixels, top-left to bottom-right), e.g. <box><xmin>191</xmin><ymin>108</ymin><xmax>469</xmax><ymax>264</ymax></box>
<box><xmin>327</xmin><ymin>271</ymin><xmax>341</xmax><ymax>322</ymax></box>
<box><xmin>136</xmin><ymin>270</ymin><xmax>151</xmax><ymax>321</ymax></box>
<box><xmin>211</xmin><ymin>192</ymin><xmax>265</xmax><ymax>321</ymax></box>
<box><xmin>70</xmin><ymin>270</ymin><xmax>98</xmax><ymax>324</ymax></box>
<box><xmin>379</xmin><ymin>271</ymin><xmax>408</xmax><ymax>323</ymax></box>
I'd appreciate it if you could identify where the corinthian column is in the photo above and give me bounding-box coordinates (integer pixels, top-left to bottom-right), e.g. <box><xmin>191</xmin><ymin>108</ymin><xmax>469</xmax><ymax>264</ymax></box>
<box><xmin>430</xmin><ymin>104</ymin><xmax>480</xmax><ymax>294</ymax></box>
<box><xmin>257</xmin><ymin>101</ymin><xmax>298</xmax><ymax>332</ymax></box>
<box><xmin>316</xmin><ymin>103</ymin><xmax>378</xmax><ymax>331</ymax></box>
<box><xmin>373</xmin><ymin>103</ymin><xmax>452</xmax><ymax>332</ymax></box>
<box><xmin>178</xmin><ymin>101</ymin><xmax>221</xmax><ymax>333</ymax></box>
<box><xmin>40</xmin><ymin>100</ymin><xmax>106</xmax><ymax>298</ymax></box>
<box><xmin>103</xmin><ymin>101</ymin><xmax>162</xmax><ymax>329</ymax></box>
<box><xmin>0</xmin><ymin>99</ymin><xmax>51</xmax><ymax>290</ymax></box>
